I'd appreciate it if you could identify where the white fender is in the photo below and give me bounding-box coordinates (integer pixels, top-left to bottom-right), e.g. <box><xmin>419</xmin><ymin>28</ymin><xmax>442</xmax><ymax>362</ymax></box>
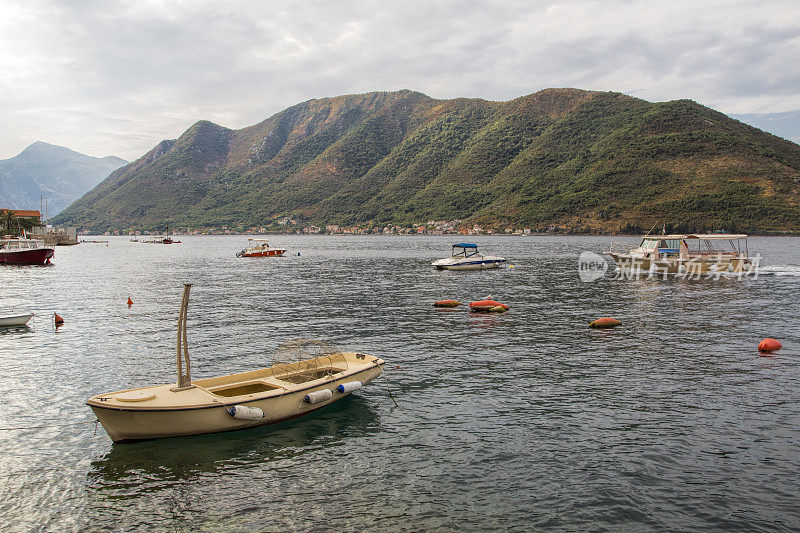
<box><xmin>304</xmin><ymin>389</ymin><xmax>333</xmax><ymax>404</ymax></box>
<box><xmin>227</xmin><ymin>405</ymin><xmax>265</xmax><ymax>420</ymax></box>
<box><xmin>336</xmin><ymin>381</ymin><xmax>363</xmax><ymax>393</ymax></box>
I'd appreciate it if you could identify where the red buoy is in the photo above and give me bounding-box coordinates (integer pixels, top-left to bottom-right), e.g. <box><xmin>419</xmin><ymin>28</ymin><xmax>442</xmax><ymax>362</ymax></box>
<box><xmin>469</xmin><ymin>300</ymin><xmax>509</xmax><ymax>313</ymax></box>
<box><xmin>127</xmin><ymin>297</ymin><xmax>133</xmax><ymax>306</ymax></box>
<box><xmin>758</xmin><ymin>338</ymin><xmax>782</xmax><ymax>352</ymax></box>
<box><xmin>54</xmin><ymin>313</ymin><xmax>64</xmax><ymax>325</ymax></box>
<box><xmin>433</xmin><ymin>300</ymin><xmax>461</xmax><ymax>308</ymax></box>
<box><xmin>589</xmin><ymin>317</ymin><xmax>621</xmax><ymax>329</ymax></box>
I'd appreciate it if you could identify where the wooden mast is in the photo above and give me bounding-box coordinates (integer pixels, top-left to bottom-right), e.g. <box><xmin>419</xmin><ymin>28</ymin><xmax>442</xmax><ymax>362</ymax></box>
<box><xmin>172</xmin><ymin>283</ymin><xmax>195</xmax><ymax>391</ymax></box>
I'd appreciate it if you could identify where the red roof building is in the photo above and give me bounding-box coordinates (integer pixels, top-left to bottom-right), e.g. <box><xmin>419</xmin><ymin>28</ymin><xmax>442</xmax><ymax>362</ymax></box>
<box><xmin>1</xmin><ymin>209</ymin><xmax>42</xmax><ymax>219</ymax></box>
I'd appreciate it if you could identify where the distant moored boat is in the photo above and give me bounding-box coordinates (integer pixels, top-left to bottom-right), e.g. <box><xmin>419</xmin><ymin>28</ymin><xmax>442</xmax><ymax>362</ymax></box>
<box><xmin>608</xmin><ymin>233</ymin><xmax>754</xmax><ymax>276</ymax></box>
<box><xmin>432</xmin><ymin>243</ymin><xmax>506</xmax><ymax>270</ymax></box>
<box><xmin>236</xmin><ymin>239</ymin><xmax>286</xmax><ymax>257</ymax></box>
<box><xmin>0</xmin><ymin>237</ymin><xmax>54</xmax><ymax>265</ymax></box>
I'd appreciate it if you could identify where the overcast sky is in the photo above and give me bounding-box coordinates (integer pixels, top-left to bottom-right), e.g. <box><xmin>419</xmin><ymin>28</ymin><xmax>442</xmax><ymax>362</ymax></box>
<box><xmin>2</xmin><ymin>0</ymin><xmax>799</xmax><ymax>161</ymax></box>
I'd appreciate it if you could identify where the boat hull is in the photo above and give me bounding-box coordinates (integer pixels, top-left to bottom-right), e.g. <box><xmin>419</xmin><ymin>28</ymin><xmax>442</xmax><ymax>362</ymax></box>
<box><xmin>432</xmin><ymin>255</ymin><xmax>506</xmax><ymax>270</ymax></box>
<box><xmin>241</xmin><ymin>249</ymin><xmax>286</xmax><ymax>257</ymax></box>
<box><xmin>0</xmin><ymin>248</ymin><xmax>54</xmax><ymax>265</ymax></box>
<box><xmin>434</xmin><ymin>260</ymin><xmax>504</xmax><ymax>270</ymax></box>
<box><xmin>609</xmin><ymin>253</ymin><xmax>753</xmax><ymax>276</ymax></box>
<box><xmin>0</xmin><ymin>314</ymin><xmax>33</xmax><ymax>327</ymax></box>
<box><xmin>88</xmin><ymin>361</ymin><xmax>383</xmax><ymax>442</ymax></box>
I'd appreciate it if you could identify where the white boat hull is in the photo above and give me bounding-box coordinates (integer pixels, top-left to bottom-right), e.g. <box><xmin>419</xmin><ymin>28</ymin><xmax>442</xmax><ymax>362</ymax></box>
<box><xmin>432</xmin><ymin>255</ymin><xmax>506</xmax><ymax>270</ymax></box>
<box><xmin>0</xmin><ymin>314</ymin><xmax>33</xmax><ymax>327</ymax></box>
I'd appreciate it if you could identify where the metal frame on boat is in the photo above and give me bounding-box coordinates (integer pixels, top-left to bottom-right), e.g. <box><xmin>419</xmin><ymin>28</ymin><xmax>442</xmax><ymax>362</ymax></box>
<box><xmin>87</xmin><ymin>285</ymin><xmax>384</xmax><ymax>442</ymax></box>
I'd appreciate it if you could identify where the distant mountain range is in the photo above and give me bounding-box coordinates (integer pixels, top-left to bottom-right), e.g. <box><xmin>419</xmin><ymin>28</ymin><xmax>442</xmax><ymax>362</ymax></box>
<box><xmin>0</xmin><ymin>142</ymin><xmax>127</xmax><ymax>217</ymax></box>
<box><xmin>54</xmin><ymin>89</ymin><xmax>800</xmax><ymax>233</ymax></box>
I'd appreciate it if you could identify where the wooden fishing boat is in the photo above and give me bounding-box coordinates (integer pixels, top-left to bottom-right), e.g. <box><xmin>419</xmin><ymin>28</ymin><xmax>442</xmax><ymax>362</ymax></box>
<box><xmin>87</xmin><ymin>285</ymin><xmax>384</xmax><ymax>442</ymax></box>
<box><xmin>0</xmin><ymin>313</ymin><xmax>33</xmax><ymax>327</ymax></box>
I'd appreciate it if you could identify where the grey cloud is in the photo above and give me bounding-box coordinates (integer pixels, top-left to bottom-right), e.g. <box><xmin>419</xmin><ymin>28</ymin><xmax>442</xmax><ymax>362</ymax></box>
<box><xmin>1</xmin><ymin>0</ymin><xmax>799</xmax><ymax>160</ymax></box>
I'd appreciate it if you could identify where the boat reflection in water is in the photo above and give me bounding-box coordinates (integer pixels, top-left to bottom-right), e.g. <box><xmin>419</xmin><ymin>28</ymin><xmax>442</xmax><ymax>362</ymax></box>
<box><xmin>86</xmin><ymin>395</ymin><xmax>380</xmax><ymax>484</ymax></box>
<box><xmin>0</xmin><ymin>324</ymin><xmax>32</xmax><ymax>335</ymax></box>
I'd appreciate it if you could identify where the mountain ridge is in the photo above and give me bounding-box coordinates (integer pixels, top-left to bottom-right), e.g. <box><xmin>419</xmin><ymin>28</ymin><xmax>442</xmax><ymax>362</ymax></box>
<box><xmin>54</xmin><ymin>88</ymin><xmax>800</xmax><ymax>233</ymax></box>
<box><xmin>0</xmin><ymin>142</ymin><xmax>127</xmax><ymax>217</ymax></box>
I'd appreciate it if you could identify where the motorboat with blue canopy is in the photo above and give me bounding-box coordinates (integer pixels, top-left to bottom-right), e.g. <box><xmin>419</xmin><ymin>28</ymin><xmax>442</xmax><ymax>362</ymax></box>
<box><xmin>432</xmin><ymin>243</ymin><xmax>506</xmax><ymax>270</ymax></box>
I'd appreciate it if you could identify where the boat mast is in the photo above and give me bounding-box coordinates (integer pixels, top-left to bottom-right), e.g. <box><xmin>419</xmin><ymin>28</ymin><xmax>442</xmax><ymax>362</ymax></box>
<box><xmin>172</xmin><ymin>283</ymin><xmax>195</xmax><ymax>391</ymax></box>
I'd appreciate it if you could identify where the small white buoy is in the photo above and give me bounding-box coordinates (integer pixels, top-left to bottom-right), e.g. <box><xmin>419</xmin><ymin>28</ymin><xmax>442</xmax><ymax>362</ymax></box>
<box><xmin>304</xmin><ymin>389</ymin><xmax>333</xmax><ymax>404</ymax></box>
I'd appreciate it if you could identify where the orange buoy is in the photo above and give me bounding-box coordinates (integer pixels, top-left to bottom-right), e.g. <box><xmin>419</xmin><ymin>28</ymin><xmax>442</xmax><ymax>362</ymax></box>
<box><xmin>589</xmin><ymin>317</ymin><xmax>621</xmax><ymax>329</ymax></box>
<box><xmin>54</xmin><ymin>313</ymin><xmax>64</xmax><ymax>325</ymax></box>
<box><xmin>469</xmin><ymin>300</ymin><xmax>510</xmax><ymax>313</ymax></box>
<box><xmin>758</xmin><ymin>338</ymin><xmax>782</xmax><ymax>352</ymax></box>
<box><xmin>434</xmin><ymin>300</ymin><xmax>461</xmax><ymax>308</ymax></box>
<box><xmin>127</xmin><ymin>297</ymin><xmax>133</xmax><ymax>306</ymax></box>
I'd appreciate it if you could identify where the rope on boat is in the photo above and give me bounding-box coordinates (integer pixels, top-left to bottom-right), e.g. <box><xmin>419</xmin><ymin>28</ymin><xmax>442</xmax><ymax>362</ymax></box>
<box><xmin>0</xmin><ymin>419</ymin><xmax>99</xmax><ymax>433</ymax></box>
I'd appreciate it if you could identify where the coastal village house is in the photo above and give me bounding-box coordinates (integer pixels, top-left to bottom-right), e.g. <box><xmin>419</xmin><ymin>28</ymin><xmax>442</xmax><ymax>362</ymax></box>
<box><xmin>0</xmin><ymin>209</ymin><xmax>43</xmax><ymax>235</ymax></box>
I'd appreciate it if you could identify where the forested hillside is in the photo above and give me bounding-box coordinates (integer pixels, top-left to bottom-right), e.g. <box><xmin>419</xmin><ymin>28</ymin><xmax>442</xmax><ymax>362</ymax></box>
<box><xmin>54</xmin><ymin>89</ymin><xmax>800</xmax><ymax>233</ymax></box>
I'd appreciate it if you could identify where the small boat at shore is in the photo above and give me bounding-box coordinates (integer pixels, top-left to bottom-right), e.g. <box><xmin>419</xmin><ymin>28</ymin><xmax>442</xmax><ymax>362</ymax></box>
<box><xmin>87</xmin><ymin>285</ymin><xmax>384</xmax><ymax>442</ymax></box>
<box><xmin>0</xmin><ymin>237</ymin><xmax>54</xmax><ymax>265</ymax></box>
<box><xmin>236</xmin><ymin>238</ymin><xmax>286</xmax><ymax>257</ymax></box>
<box><xmin>608</xmin><ymin>233</ymin><xmax>755</xmax><ymax>275</ymax></box>
<box><xmin>0</xmin><ymin>313</ymin><xmax>33</xmax><ymax>328</ymax></box>
<box><xmin>432</xmin><ymin>243</ymin><xmax>506</xmax><ymax>270</ymax></box>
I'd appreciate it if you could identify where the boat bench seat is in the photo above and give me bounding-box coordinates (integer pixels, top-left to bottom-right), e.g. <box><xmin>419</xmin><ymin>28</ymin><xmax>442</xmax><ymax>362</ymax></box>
<box><xmin>207</xmin><ymin>380</ymin><xmax>283</xmax><ymax>397</ymax></box>
<box><xmin>275</xmin><ymin>366</ymin><xmax>347</xmax><ymax>384</ymax></box>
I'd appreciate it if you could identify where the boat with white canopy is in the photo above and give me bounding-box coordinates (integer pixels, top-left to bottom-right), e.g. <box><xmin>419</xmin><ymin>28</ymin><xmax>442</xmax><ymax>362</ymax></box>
<box><xmin>608</xmin><ymin>233</ymin><xmax>754</xmax><ymax>275</ymax></box>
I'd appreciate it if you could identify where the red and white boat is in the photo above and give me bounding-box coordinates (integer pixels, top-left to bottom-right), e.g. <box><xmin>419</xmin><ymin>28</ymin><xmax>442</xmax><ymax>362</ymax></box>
<box><xmin>236</xmin><ymin>239</ymin><xmax>286</xmax><ymax>258</ymax></box>
<box><xmin>0</xmin><ymin>237</ymin><xmax>54</xmax><ymax>265</ymax></box>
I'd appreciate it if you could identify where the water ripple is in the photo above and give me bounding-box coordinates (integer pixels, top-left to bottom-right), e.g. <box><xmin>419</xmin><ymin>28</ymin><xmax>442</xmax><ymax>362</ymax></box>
<box><xmin>0</xmin><ymin>236</ymin><xmax>799</xmax><ymax>530</ymax></box>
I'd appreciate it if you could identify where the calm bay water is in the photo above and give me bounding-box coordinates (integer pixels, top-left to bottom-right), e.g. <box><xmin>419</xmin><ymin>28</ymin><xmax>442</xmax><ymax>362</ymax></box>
<box><xmin>1</xmin><ymin>235</ymin><xmax>799</xmax><ymax>531</ymax></box>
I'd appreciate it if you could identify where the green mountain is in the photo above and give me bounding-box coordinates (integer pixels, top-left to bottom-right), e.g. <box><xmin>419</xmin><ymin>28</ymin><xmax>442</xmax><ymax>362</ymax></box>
<box><xmin>0</xmin><ymin>142</ymin><xmax>127</xmax><ymax>217</ymax></box>
<box><xmin>54</xmin><ymin>89</ymin><xmax>800</xmax><ymax>233</ymax></box>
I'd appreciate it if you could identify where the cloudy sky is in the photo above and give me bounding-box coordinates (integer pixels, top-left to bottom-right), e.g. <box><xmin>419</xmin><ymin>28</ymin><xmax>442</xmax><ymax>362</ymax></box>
<box><xmin>1</xmin><ymin>0</ymin><xmax>799</xmax><ymax>161</ymax></box>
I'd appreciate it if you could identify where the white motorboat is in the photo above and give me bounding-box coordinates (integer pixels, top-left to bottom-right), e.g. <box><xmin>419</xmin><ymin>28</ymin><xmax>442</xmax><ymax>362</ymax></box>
<box><xmin>0</xmin><ymin>313</ymin><xmax>33</xmax><ymax>327</ymax></box>
<box><xmin>432</xmin><ymin>243</ymin><xmax>506</xmax><ymax>270</ymax></box>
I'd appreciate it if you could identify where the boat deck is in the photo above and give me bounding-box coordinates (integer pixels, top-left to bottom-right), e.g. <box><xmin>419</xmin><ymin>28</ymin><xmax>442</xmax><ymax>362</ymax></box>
<box><xmin>87</xmin><ymin>352</ymin><xmax>382</xmax><ymax>411</ymax></box>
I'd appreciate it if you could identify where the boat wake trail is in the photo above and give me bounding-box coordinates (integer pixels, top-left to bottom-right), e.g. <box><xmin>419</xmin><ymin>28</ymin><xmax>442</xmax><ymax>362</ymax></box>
<box><xmin>757</xmin><ymin>265</ymin><xmax>800</xmax><ymax>276</ymax></box>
